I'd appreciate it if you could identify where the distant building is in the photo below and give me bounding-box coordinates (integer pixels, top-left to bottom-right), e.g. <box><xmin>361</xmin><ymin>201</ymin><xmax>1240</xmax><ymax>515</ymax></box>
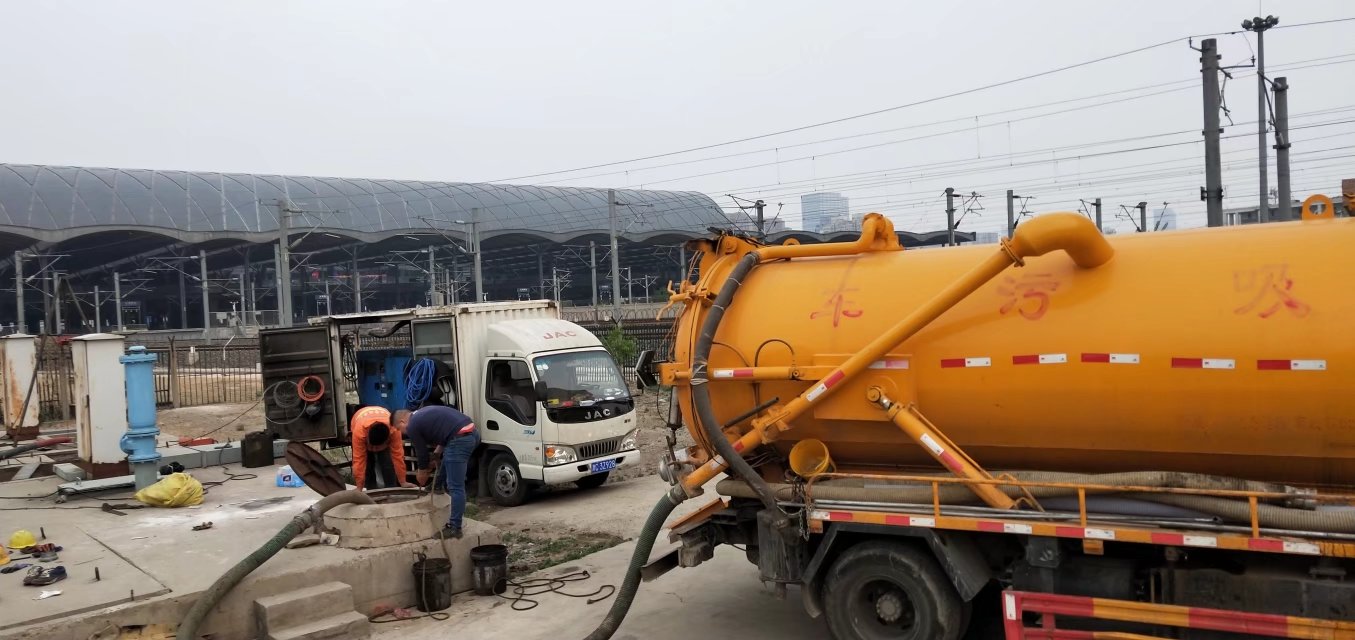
<box><xmin>801</xmin><ymin>192</ymin><xmax>850</xmax><ymax>232</ymax></box>
<box><xmin>1224</xmin><ymin>179</ymin><xmax>1353</xmax><ymax>225</ymax></box>
<box><xmin>819</xmin><ymin>216</ymin><xmax>861</xmax><ymax>234</ymax></box>
<box><xmin>965</xmin><ymin>232</ymin><xmax>1002</xmax><ymax>245</ymax></box>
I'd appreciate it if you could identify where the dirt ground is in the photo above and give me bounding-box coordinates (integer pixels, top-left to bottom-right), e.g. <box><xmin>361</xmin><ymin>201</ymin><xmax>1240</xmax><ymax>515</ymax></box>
<box><xmin>155</xmin><ymin>401</ymin><xmax>266</xmax><ymax>440</ymax></box>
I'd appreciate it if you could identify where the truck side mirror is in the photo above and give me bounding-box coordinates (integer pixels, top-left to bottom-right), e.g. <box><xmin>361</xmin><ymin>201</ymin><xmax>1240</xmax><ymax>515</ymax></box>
<box><xmin>534</xmin><ymin>380</ymin><xmax>548</xmax><ymax>403</ymax></box>
<box><xmin>635</xmin><ymin>350</ymin><xmax>657</xmax><ymax>389</ymax></box>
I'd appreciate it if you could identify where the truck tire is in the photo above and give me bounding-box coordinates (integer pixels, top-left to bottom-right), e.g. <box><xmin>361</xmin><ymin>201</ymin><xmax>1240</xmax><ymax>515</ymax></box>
<box><xmin>488</xmin><ymin>452</ymin><xmax>528</xmax><ymax>506</ymax></box>
<box><xmin>822</xmin><ymin>540</ymin><xmax>964</xmax><ymax>640</ymax></box>
<box><xmin>575</xmin><ymin>471</ymin><xmax>610</xmax><ymax>489</ymax></box>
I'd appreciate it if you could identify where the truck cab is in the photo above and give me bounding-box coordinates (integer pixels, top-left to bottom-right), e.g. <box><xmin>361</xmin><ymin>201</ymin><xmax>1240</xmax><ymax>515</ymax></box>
<box><xmin>258</xmin><ymin>300</ymin><xmax>640</xmax><ymax>506</ymax></box>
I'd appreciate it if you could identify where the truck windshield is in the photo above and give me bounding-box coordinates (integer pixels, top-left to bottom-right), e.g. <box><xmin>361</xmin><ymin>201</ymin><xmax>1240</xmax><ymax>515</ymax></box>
<box><xmin>534</xmin><ymin>350</ymin><xmax>633</xmax><ymax>423</ymax></box>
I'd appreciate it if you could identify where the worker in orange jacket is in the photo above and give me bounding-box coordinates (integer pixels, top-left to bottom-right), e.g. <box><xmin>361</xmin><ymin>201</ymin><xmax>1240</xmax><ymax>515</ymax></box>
<box><xmin>350</xmin><ymin>406</ymin><xmax>414</xmax><ymax>491</ymax></box>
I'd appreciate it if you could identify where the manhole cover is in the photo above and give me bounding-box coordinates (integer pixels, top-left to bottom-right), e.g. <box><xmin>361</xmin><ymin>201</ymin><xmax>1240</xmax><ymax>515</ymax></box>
<box><xmin>283</xmin><ymin>441</ymin><xmax>347</xmax><ymax>497</ymax></box>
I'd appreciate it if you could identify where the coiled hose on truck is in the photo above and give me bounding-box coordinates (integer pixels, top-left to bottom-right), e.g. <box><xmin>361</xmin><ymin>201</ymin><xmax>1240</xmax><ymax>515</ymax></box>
<box><xmin>177</xmin><ymin>490</ymin><xmax>375</xmax><ymax>639</ymax></box>
<box><xmin>716</xmin><ymin>470</ymin><xmax>1355</xmax><ymax>534</ymax></box>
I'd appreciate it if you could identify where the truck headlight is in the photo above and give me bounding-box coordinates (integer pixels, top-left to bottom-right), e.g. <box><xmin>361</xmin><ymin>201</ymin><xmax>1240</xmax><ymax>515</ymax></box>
<box><xmin>544</xmin><ymin>445</ymin><xmax>578</xmax><ymax>466</ymax></box>
<box><xmin>620</xmin><ymin>427</ymin><xmax>639</xmax><ymax>451</ymax></box>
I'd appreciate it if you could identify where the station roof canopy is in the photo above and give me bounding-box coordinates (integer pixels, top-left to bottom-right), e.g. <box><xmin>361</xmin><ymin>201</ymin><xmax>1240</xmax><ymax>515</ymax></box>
<box><xmin>0</xmin><ymin>163</ymin><xmax>970</xmax><ymax>278</ymax></box>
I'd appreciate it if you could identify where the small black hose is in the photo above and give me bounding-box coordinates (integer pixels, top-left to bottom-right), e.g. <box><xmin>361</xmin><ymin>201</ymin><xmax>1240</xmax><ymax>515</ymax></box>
<box><xmin>177</xmin><ymin>490</ymin><xmax>374</xmax><ymax>639</ymax></box>
<box><xmin>580</xmin><ymin>492</ymin><xmax>681</xmax><ymax>640</ymax></box>
<box><xmin>690</xmin><ymin>252</ymin><xmax>779</xmax><ymax>511</ymax></box>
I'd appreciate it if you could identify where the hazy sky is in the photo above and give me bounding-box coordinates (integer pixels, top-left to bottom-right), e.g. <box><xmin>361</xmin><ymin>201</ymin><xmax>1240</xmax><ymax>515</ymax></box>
<box><xmin>2</xmin><ymin>1</ymin><xmax>1351</xmax><ymax>234</ymax></box>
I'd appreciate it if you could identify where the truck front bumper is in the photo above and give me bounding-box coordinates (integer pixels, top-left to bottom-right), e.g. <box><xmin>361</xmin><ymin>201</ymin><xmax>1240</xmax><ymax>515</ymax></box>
<box><xmin>541</xmin><ymin>449</ymin><xmax>642</xmax><ymax>484</ymax></box>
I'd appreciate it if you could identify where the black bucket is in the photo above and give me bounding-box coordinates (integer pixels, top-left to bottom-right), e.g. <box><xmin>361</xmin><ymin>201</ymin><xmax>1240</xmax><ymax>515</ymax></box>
<box><xmin>412</xmin><ymin>556</ymin><xmax>452</xmax><ymax>612</ymax></box>
<box><xmin>470</xmin><ymin>544</ymin><xmax>509</xmax><ymax>596</ymax></box>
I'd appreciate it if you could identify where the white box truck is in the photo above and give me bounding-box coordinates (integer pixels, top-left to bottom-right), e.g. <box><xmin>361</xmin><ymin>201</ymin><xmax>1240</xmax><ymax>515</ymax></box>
<box><xmin>258</xmin><ymin>300</ymin><xmax>641</xmax><ymax>505</ymax></box>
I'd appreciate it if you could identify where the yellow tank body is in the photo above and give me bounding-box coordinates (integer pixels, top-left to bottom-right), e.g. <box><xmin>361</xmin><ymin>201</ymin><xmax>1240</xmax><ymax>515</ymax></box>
<box><xmin>667</xmin><ymin>216</ymin><xmax>1355</xmax><ymax>487</ymax></box>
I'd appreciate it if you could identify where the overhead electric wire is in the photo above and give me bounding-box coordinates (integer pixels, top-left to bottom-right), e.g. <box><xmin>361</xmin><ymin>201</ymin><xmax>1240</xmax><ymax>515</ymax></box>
<box><xmin>488</xmin><ymin>23</ymin><xmax>1354</xmax><ymax>182</ymax></box>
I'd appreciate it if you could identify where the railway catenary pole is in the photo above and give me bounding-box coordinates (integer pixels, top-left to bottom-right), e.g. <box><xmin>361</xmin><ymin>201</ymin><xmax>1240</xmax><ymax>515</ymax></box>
<box><xmin>1200</xmin><ymin>38</ymin><xmax>1225</xmax><ymax>227</ymax></box>
<box><xmin>945</xmin><ymin>187</ymin><xmax>956</xmax><ymax>246</ymax></box>
<box><xmin>1273</xmin><ymin>76</ymin><xmax>1292</xmax><ymax>221</ymax></box>
<box><xmin>1242</xmin><ymin>16</ymin><xmax>1279</xmax><ymax>223</ymax></box>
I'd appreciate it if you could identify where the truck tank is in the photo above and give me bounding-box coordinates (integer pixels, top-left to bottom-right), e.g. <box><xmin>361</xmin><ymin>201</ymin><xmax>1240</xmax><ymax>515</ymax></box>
<box><xmin>666</xmin><ymin>215</ymin><xmax>1355</xmax><ymax>487</ymax></box>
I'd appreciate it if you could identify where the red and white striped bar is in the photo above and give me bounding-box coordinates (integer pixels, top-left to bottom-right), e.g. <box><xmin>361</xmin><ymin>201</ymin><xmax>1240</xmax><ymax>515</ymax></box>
<box><xmin>1171</xmin><ymin>358</ymin><xmax>1236</xmax><ymax>370</ymax></box>
<box><xmin>1257</xmin><ymin>359</ymin><xmax>1326</xmax><ymax>371</ymax></box>
<box><xmin>1080</xmin><ymin>352</ymin><xmax>1140</xmax><ymax>364</ymax></box>
<box><xmin>805</xmin><ymin>370</ymin><xmax>845</xmax><ymax>402</ymax></box>
<box><xmin>941</xmin><ymin>357</ymin><xmax>992</xmax><ymax>369</ymax></box>
<box><xmin>710</xmin><ymin>368</ymin><xmax>755</xmax><ymax>379</ymax></box>
<box><xmin>869</xmin><ymin>358</ymin><xmax>911</xmax><ymax>370</ymax></box>
<box><xmin>1012</xmin><ymin>353</ymin><xmax>1067</xmax><ymax>365</ymax></box>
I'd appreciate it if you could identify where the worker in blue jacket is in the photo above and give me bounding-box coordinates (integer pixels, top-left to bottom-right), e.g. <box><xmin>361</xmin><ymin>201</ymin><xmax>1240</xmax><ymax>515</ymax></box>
<box><xmin>395</xmin><ymin>405</ymin><xmax>478</xmax><ymax>539</ymax></box>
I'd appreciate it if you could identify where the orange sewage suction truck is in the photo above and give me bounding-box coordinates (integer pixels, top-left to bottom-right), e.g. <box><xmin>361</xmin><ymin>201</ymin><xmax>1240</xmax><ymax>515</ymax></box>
<box><xmin>577</xmin><ymin>205</ymin><xmax>1355</xmax><ymax>640</ymax></box>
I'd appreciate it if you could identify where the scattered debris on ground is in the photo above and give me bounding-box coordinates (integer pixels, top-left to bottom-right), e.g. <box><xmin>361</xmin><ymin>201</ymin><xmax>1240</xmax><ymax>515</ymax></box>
<box><xmin>501</xmin><ymin>530</ymin><xmax>625</xmax><ymax>575</ymax></box>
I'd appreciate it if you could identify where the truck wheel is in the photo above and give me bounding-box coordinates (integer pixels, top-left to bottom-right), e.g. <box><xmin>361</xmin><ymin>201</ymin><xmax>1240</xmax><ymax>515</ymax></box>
<box><xmin>823</xmin><ymin>541</ymin><xmax>964</xmax><ymax>640</ymax></box>
<box><xmin>488</xmin><ymin>453</ymin><xmax>528</xmax><ymax>506</ymax></box>
<box><xmin>575</xmin><ymin>472</ymin><xmax>610</xmax><ymax>489</ymax></box>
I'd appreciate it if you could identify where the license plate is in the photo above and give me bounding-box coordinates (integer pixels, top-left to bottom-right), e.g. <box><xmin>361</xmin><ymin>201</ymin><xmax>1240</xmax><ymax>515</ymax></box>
<box><xmin>590</xmin><ymin>459</ymin><xmax>618</xmax><ymax>474</ymax></box>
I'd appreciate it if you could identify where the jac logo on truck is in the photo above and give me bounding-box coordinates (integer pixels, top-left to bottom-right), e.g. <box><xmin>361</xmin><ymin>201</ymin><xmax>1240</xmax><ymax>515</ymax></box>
<box><xmin>584</xmin><ymin>408</ymin><xmax>612</xmax><ymax>419</ymax></box>
<box><xmin>542</xmin><ymin>330</ymin><xmax>577</xmax><ymax>339</ymax></box>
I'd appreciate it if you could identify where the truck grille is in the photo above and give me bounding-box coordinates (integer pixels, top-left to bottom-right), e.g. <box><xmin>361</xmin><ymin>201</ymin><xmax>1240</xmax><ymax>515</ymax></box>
<box><xmin>578</xmin><ymin>437</ymin><xmax>622</xmax><ymax>460</ymax></box>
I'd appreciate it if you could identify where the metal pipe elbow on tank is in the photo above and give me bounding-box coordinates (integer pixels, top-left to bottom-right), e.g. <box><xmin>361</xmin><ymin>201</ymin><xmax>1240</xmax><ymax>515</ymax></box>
<box><xmin>1006</xmin><ymin>212</ymin><xmax>1114</xmax><ymax>269</ymax></box>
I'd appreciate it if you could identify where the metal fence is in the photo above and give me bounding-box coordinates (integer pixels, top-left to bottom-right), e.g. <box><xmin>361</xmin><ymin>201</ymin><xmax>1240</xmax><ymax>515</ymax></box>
<box><xmin>22</xmin><ymin>318</ymin><xmax>677</xmax><ymax>418</ymax></box>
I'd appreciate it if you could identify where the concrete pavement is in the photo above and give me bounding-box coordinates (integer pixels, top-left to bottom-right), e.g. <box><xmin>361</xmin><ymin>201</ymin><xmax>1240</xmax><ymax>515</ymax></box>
<box><xmin>374</xmin><ymin>544</ymin><xmax>830</xmax><ymax>640</ymax></box>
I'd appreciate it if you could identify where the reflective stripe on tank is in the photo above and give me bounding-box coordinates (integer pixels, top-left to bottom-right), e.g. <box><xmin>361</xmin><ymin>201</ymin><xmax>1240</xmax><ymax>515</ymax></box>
<box><xmin>940</xmin><ymin>357</ymin><xmax>991</xmax><ymax>368</ymax></box>
<box><xmin>1171</xmin><ymin>358</ymin><xmax>1235</xmax><ymax>369</ymax></box>
<box><xmin>1012</xmin><ymin>353</ymin><xmax>1067</xmax><ymax>365</ymax></box>
<box><xmin>1081</xmin><ymin>352</ymin><xmax>1140</xmax><ymax>364</ymax></box>
<box><xmin>868</xmin><ymin>359</ymin><xmax>910</xmax><ymax>370</ymax></box>
<box><xmin>1257</xmin><ymin>359</ymin><xmax>1326</xmax><ymax>371</ymax></box>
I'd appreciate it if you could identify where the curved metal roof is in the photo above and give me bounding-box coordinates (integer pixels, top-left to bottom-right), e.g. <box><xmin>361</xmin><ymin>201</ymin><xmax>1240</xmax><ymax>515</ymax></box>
<box><xmin>0</xmin><ymin>163</ymin><xmax>728</xmax><ymax>241</ymax></box>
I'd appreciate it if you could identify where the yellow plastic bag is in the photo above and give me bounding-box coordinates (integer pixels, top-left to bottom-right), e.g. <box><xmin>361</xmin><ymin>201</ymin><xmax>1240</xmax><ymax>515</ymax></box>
<box><xmin>134</xmin><ymin>472</ymin><xmax>204</xmax><ymax>507</ymax></box>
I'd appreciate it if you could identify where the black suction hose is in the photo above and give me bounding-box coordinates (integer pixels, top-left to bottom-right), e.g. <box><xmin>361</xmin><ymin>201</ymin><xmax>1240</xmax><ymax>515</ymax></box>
<box><xmin>581</xmin><ymin>491</ymin><xmax>682</xmax><ymax>640</ymax></box>
<box><xmin>690</xmin><ymin>252</ymin><xmax>780</xmax><ymax>512</ymax></box>
<box><xmin>177</xmin><ymin>490</ymin><xmax>374</xmax><ymax>639</ymax></box>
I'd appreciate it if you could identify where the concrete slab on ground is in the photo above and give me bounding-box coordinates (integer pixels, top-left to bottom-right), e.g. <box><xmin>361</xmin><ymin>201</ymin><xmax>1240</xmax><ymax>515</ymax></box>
<box><xmin>0</xmin><ymin>526</ymin><xmax>168</xmax><ymax>630</ymax></box>
<box><xmin>372</xmin><ymin>544</ymin><xmax>828</xmax><ymax>640</ymax></box>
<box><xmin>0</xmin><ymin>463</ymin><xmax>501</xmax><ymax>640</ymax></box>
<box><xmin>483</xmin><ymin>474</ymin><xmax>725</xmax><ymax>539</ymax></box>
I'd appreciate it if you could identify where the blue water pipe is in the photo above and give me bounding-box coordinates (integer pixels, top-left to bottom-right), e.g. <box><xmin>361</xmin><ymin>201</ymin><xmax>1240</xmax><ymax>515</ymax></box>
<box><xmin>119</xmin><ymin>345</ymin><xmax>161</xmax><ymax>491</ymax></box>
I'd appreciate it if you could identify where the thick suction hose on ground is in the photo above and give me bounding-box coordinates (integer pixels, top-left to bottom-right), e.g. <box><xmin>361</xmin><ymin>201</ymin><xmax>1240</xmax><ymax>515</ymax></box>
<box><xmin>177</xmin><ymin>490</ymin><xmax>374</xmax><ymax>639</ymax></box>
<box><xmin>580</xmin><ymin>492</ymin><xmax>681</xmax><ymax>640</ymax></box>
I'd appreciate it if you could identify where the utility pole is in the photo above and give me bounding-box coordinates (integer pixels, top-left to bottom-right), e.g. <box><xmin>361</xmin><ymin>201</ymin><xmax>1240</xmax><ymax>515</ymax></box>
<box><xmin>1005</xmin><ymin>190</ymin><xmax>1017</xmax><ymax>238</ymax></box>
<box><xmin>589</xmin><ymin>241</ymin><xmax>598</xmax><ymax>307</ymax></box>
<box><xmin>1200</xmin><ymin>38</ymin><xmax>1225</xmax><ymax>227</ymax></box>
<box><xmin>14</xmin><ymin>251</ymin><xmax>23</xmax><ymax>333</ymax></box>
<box><xmin>272</xmin><ymin>243</ymin><xmax>284</xmax><ymax>325</ymax></box>
<box><xmin>1137</xmin><ymin>202</ymin><xmax>1148</xmax><ymax>233</ymax></box>
<box><xmin>1273</xmin><ymin>76</ymin><xmax>1292</xmax><ymax>221</ymax></box>
<box><xmin>113</xmin><ymin>271</ymin><xmax>124</xmax><ymax>332</ymax></box>
<box><xmin>944</xmin><ymin>187</ymin><xmax>956</xmax><ymax>246</ymax></box>
<box><xmin>1243</xmin><ymin>15</ymin><xmax>1279</xmax><ymax>224</ymax></box>
<box><xmin>608</xmin><ymin>189</ymin><xmax>622</xmax><ymax>322</ymax></box>
<box><xmin>276</xmin><ymin>201</ymin><xmax>294</xmax><ymax>325</ymax></box>
<box><xmin>427</xmin><ymin>245</ymin><xmax>436</xmax><ymax>305</ymax></box>
<box><xmin>93</xmin><ymin>285</ymin><xmax>101</xmax><ymax>330</ymax></box>
<box><xmin>470</xmin><ymin>208</ymin><xmax>483</xmax><ymax>302</ymax></box>
<box><xmin>323</xmin><ymin>278</ymin><xmax>331</xmax><ymax>315</ymax></box>
<box><xmin>754</xmin><ymin>199</ymin><xmax>766</xmax><ymax>239</ymax></box>
<box><xmin>624</xmin><ymin>267</ymin><xmax>633</xmax><ymax>304</ymax></box>
<box><xmin>352</xmin><ymin>255</ymin><xmax>362</xmax><ymax>313</ymax></box>
<box><xmin>178</xmin><ymin>266</ymin><xmax>188</xmax><ymax>328</ymax></box>
<box><xmin>199</xmin><ymin>250</ymin><xmax>209</xmax><ymax>331</ymax></box>
<box><xmin>1093</xmin><ymin>198</ymin><xmax>1103</xmax><ymax>232</ymax></box>
<box><xmin>53</xmin><ymin>272</ymin><xmax>62</xmax><ymax>334</ymax></box>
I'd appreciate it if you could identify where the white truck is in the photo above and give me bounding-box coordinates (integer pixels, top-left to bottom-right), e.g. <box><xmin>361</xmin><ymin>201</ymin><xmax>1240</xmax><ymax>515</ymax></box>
<box><xmin>258</xmin><ymin>300</ymin><xmax>641</xmax><ymax>505</ymax></box>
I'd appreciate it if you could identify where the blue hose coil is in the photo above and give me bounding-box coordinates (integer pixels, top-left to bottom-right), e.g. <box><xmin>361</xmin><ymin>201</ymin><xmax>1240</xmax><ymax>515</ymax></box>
<box><xmin>405</xmin><ymin>358</ymin><xmax>438</xmax><ymax>409</ymax></box>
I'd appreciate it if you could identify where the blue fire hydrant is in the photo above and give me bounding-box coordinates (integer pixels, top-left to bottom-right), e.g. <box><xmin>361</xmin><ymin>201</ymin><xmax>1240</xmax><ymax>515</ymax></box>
<box><xmin>119</xmin><ymin>345</ymin><xmax>161</xmax><ymax>491</ymax></box>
